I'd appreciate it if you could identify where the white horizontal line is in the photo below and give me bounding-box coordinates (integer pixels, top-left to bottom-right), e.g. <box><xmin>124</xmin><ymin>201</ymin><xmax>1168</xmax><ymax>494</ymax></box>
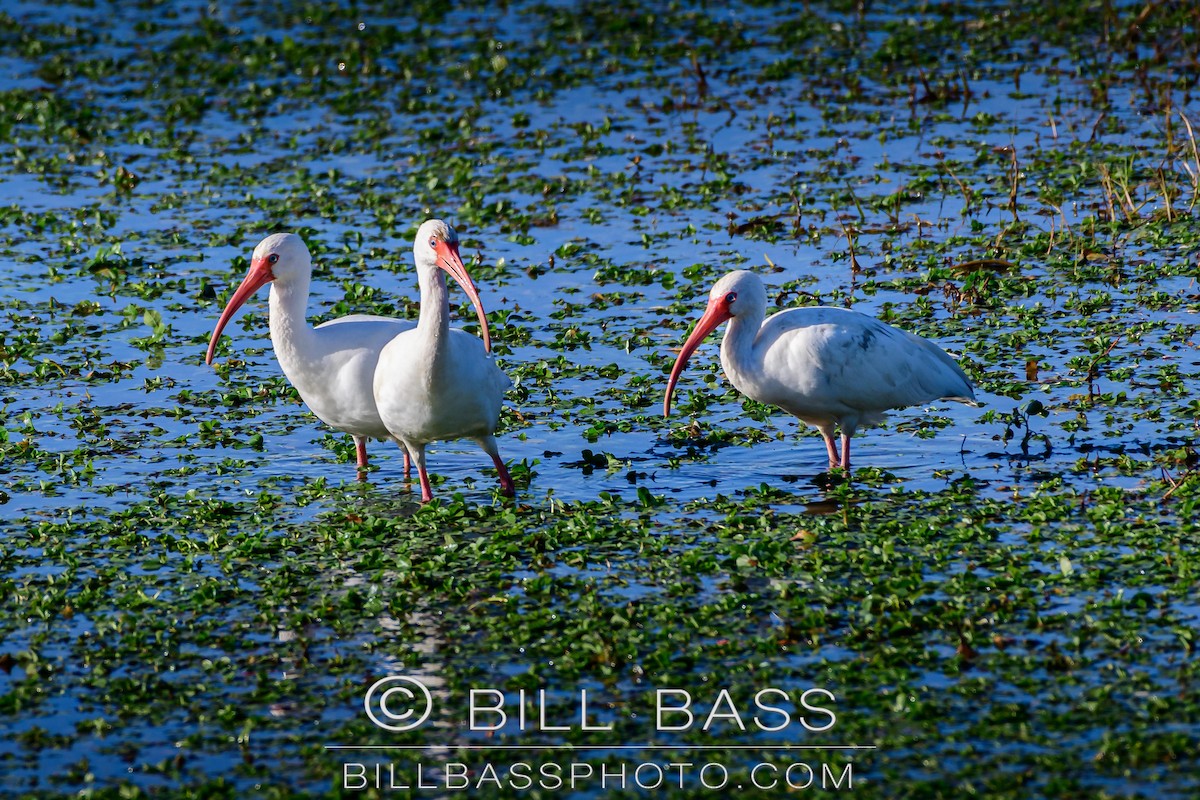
<box><xmin>325</xmin><ymin>744</ymin><xmax>876</xmax><ymax>751</ymax></box>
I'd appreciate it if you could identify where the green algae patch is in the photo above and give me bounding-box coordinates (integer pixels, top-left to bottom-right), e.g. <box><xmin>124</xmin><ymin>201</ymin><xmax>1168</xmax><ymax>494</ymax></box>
<box><xmin>0</xmin><ymin>1</ymin><xmax>1198</xmax><ymax>797</ymax></box>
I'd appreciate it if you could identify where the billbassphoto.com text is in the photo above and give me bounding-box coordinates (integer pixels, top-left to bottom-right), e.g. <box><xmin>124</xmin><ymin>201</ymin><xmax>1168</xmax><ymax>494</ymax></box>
<box><xmin>342</xmin><ymin>758</ymin><xmax>855</xmax><ymax>793</ymax></box>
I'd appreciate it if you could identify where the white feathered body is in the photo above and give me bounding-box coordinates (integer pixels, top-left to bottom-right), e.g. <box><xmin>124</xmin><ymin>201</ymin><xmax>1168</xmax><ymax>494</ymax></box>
<box><xmin>723</xmin><ymin>305</ymin><xmax>976</xmax><ymax>435</ymax></box>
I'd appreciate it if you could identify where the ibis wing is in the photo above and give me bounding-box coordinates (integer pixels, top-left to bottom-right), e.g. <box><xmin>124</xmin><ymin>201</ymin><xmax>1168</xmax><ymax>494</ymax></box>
<box><xmin>756</xmin><ymin>307</ymin><xmax>975</xmax><ymax>414</ymax></box>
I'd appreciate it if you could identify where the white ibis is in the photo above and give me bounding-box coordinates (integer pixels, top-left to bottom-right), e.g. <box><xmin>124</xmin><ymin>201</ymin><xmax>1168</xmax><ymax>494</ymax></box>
<box><xmin>663</xmin><ymin>270</ymin><xmax>978</xmax><ymax>470</ymax></box>
<box><xmin>372</xmin><ymin>219</ymin><xmax>515</xmax><ymax>503</ymax></box>
<box><xmin>205</xmin><ymin>233</ymin><xmax>418</xmax><ymax>476</ymax></box>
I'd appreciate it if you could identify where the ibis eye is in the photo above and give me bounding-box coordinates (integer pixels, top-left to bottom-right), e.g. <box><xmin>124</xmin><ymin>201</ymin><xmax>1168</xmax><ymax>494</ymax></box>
<box><xmin>724</xmin><ymin>291</ymin><xmax>737</xmax><ymax>304</ymax></box>
<box><xmin>268</xmin><ymin>253</ymin><xmax>279</xmax><ymax>264</ymax></box>
<box><xmin>429</xmin><ymin>236</ymin><xmax>438</xmax><ymax>249</ymax></box>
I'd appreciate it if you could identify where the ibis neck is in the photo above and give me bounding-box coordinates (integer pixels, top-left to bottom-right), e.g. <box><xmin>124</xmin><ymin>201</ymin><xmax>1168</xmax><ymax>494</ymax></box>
<box><xmin>268</xmin><ymin>275</ymin><xmax>315</xmax><ymax>368</ymax></box>
<box><xmin>415</xmin><ymin>262</ymin><xmax>451</xmax><ymax>357</ymax></box>
<box><xmin>719</xmin><ymin>306</ymin><xmax>765</xmax><ymax>388</ymax></box>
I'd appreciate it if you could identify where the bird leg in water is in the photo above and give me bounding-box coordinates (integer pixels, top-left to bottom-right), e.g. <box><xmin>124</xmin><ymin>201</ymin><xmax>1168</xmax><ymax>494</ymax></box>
<box><xmin>492</xmin><ymin>454</ymin><xmax>515</xmax><ymax>497</ymax></box>
<box><xmin>839</xmin><ymin>433</ymin><xmax>852</xmax><ymax>470</ymax></box>
<box><xmin>390</xmin><ymin>439</ymin><xmax>413</xmax><ymax>481</ymax></box>
<box><xmin>822</xmin><ymin>435</ymin><xmax>839</xmax><ymax>468</ymax></box>
<box><xmin>480</xmin><ymin>436</ymin><xmax>516</xmax><ymax>498</ymax></box>
<box><xmin>415</xmin><ymin>459</ymin><xmax>433</xmax><ymax>504</ymax></box>
<box><xmin>354</xmin><ymin>435</ymin><xmax>370</xmax><ymax>482</ymax></box>
<box><xmin>398</xmin><ymin>443</ymin><xmax>433</xmax><ymax>503</ymax></box>
<box><xmin>817</xmin><ymin>424</ymin><xmax>841</xmax><ymax>469</ymax></box>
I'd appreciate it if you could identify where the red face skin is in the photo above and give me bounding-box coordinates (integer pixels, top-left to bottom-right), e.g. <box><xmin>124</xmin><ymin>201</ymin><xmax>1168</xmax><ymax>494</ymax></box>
<box><xmin>431</xmin><ymin>238</ymin><xmax>492</xmax><ymax>353</ymax></box>
<box><xmin>663</xmin><ymin>291</ymin><xmax>735</xmax><ymax>417</ymax></box>
<box><xmin>205</xmin><ymin>254</ymin><xmax>276</xmax><ymax>365</ymax></box>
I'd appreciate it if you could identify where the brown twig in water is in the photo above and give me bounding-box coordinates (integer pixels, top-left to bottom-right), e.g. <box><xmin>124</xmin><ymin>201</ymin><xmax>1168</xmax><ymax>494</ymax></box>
<box><xmin>1177</xmin><ymin>109</ymin><xmax>1200</xmax><ymax>212</ymax></box>
<box><xmin>941</xmin><ymin>160</ymin><xmax>973</xmax><ymax>215</ymax></box>
<box><xmin>1007</xmin><ymin>146</ymin><xmax>1021</xmax><ymax>223</ymax></box>
<box><xmin>1162</xmin><ymin>467</ymin><xmax>1194</xmax><ymax>501</ymax></box>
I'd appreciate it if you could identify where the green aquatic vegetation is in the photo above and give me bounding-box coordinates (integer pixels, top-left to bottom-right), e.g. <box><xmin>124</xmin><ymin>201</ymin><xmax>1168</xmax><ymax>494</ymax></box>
<box><xmin>0</xmin><ymin>0</ymin><xmax>1198</xmax><ymax>797</ymax></box>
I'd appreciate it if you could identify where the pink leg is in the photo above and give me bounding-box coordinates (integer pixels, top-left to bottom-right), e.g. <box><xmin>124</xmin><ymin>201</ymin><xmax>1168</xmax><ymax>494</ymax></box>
<box><xmin>817</xmin><ymin>425</ymin><xmax>840</xmax><ymax>468</ymax></box>
<box><xmin>354</xmin><ymin>436</ymin><xmax>369</xmax><ymax>481</ymax></box>
<box><xmin>392</xmin><ymin>439</ymin><xmax>413</xmax><ymax>482</ymax></box>
<box><xmin>492</xmin><ymin>453</ymin><xmax>516</xmax><ymax>498</ymax></box>
<box><xmin>407</xmin><ymin>445</ymin><xmax>432</xmax><ymax>503</ymax></box>
<box><xmin>417</xmin><ymin>464</ymin><xmax>433</xmax><ymax>503</ymax></box>
<box><xmin>839</xmin><ymin>433</ymin><xmax>852</xmax><ymax>470</ymax></box>
<box><xmin>479</xmin><ymin>437</ymin><xmax>514</xmax><ymax>498</ymax></box>
<box><xmin>822</xmin><ymin>433</ymin><xmax>839</xmax><ymax>468</ymax></box>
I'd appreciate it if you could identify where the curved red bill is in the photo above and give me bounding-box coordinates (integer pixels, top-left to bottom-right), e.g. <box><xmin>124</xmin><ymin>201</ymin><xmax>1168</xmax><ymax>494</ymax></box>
<box><xmin>205</xmin><ymin>257</ymin><xmax>275</xmax><ymax>365</ymax></box>
<box><xmin>663</xmin><ymin>298</ymin><xmax>733</xmax><ymax>417</ymax></box>
<box><xmin>434</xmin><ymin>241</ymin><xmax>492</xmax><ymax>353</ymax></box>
